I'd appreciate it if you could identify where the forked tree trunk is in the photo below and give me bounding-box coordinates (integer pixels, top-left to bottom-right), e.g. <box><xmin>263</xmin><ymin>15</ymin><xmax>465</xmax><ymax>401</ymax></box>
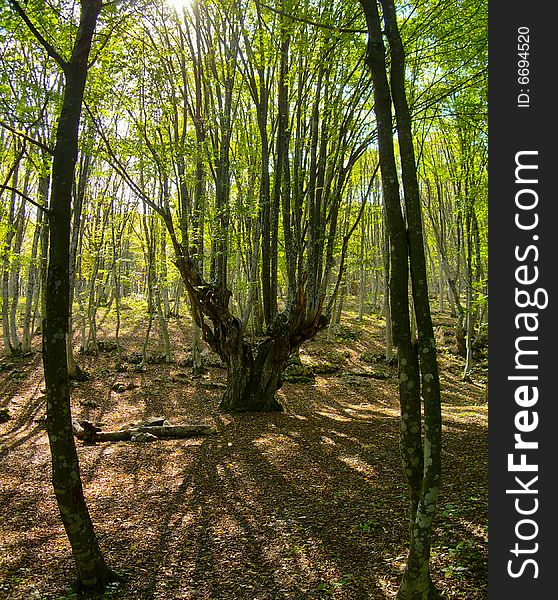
<box><xmin>383</xmin><ymin>0</ymin><xmax>442</xmax><ymax>596</ymax></box>
<box><xmin>121</xmin><ymin>5</ymin><xmax>363</xmax><ymax>415</ymax></box>
<box><xmin>360</xmin><ymin>1</ymin><xmax>442</xmax><ymax>598</ymax></box>
<box><xmin>220</xmin><ymin>327</ymin><xmax>289</xmax><ymax>413</ymax></box>
<box><xmin>169</xmin><ymin>232</ymin><xmax>326</xmax><ymax>412</ymax></box>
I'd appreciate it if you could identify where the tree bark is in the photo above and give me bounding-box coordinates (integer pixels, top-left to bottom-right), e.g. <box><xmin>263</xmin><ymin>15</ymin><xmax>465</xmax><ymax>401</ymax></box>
<box><xmin>219</xmin><ymin>328</ymin><xmax>289</xmax><ymax>413</ymax></box>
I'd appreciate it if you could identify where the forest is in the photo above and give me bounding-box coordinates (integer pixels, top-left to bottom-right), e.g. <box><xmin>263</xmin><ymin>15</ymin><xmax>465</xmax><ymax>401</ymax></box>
<box><xmin>0</xmin><ymin>0</ymin><xmax>487</xmax><ymax>599</ymax></box>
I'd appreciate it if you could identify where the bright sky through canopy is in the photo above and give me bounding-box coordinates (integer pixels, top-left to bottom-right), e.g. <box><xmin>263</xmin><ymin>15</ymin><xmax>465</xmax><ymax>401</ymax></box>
<box><xmin>167</xmin><ymin>0</ymin><xmax>193</xmax><ymax>12</ymax></box>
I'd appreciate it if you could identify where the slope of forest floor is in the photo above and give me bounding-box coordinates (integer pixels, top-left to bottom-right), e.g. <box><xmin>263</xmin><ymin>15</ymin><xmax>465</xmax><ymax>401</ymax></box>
<box><xmin>0</xmin><ymin>303</ymin><xmax>487</xmax><ymax>600</ymax></box>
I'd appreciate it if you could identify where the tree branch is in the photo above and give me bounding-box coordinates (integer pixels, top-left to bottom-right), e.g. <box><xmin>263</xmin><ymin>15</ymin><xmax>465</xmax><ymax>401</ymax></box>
<box><xmin>84</xmin><ymin>103</ymin><xmax>168</xmax><ymax>220</ymax></box>
<box><xmin>0</xmin><ymin>121</ymin><xmax>54</xmax><ymax>155</ymax></box>
<box><xmin>258</xmin><ymin>1</ymin><xmax>366</xmax><ymax>34</ymax></box>
<box><xmin>8</xmin><ymin>0</ymin><xmax>68</xmax><ymax>71</ymax></box>
<box><xmin>0</xmin><ymin>185</ymin><xmax>49</xmax><ymax>215</ymax></box>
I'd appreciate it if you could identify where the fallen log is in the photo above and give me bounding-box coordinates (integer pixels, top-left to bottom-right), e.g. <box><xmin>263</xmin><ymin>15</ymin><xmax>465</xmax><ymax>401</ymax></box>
<box><xmin>342</xmin><ymin>369</ymin><xmax>390</xmax><ymax>380</ymax></box>
<box><xmin>72</xmin><ymin>420</ymin><xmax>215</xmax><ymax>443</ymax></box>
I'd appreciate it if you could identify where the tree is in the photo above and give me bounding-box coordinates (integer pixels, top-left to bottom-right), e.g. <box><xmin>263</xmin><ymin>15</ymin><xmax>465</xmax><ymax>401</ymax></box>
<box><xmin>359</xmin><ymin>0</ymin><xmax>442</xmax><ymax>597</ymax></box>
<box><xmin>92</xmin><ymin>0</ymin><xmax>376</xmax><ymax>412</ymax></box>
<box><xmin>7</xmin><ymin>0</ymin><xmax>115</xmax><ymax>589</ymax></box>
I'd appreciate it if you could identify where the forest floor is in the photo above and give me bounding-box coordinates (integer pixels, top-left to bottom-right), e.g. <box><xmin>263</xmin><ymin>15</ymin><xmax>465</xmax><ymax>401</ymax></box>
<box><xmin>0</xmin><ymin>301</ymin><xmax>487</xmax><ymax>600</ymax></box>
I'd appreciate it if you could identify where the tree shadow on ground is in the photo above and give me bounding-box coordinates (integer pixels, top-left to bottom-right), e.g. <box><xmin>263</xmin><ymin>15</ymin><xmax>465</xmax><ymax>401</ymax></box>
<box><xmin>0</xmin><ymin>367</ymin><xmax>487</xmax><ymax>600</ymax></box>
<box><xmin>68</xmin><ymin>383</ymin><xmax>486</xmax><ymax>600</ymax></box>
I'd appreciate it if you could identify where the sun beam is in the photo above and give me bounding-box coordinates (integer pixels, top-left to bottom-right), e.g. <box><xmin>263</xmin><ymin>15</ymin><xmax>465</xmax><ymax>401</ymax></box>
<box><xmin>167</xmin><ymin>0</ymin><xmax>193</xmax><ymax>13</ymax></box>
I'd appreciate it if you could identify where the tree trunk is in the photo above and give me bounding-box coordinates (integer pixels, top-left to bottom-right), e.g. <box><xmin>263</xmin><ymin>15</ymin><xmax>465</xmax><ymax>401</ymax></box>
<box><xmin>18</xmin><ymin>0</ymin><xmax>115</xmax><ymax>589</ymax></box>
<box><xmin>382</xmin><ymin>216</ymin><xmax>394</xmax><ymax>362</ymax></box>
<box><xmin>22</xmin><ymin>174</ymin><xmax>48</xmax><ymax>353</ymax></box>
<box><xmin>191</xmin><ymin>323</ymin><xmax>205</xmax><ymax>375</ymax></box>
<box><xmin>381</xmin><ymin>0</ymin><xmax>443</xmax><ymax>596</ymax></box>
<box><xmin>358</xmin><ymin>209</ymin><xmax>366</xmax><ymax>320</ymax></box>
<box><xmin>8</xmin><ymin>175</ymin><xmax>28</xmax><ymax>353</ymax></box>
<box><xmin>437</xmin><ymin>259</ymin><xmax>444</xmax><ymax>311</ymax></box>
<box><xmin>219</xmin><ymin>325</ymin><xmax>289</xmax><ymax>413</ymax></box>
<box><xmin>360</xmin><ymin>1</ymin><xmax>442</xmax><ymax>597</ymax></box>
<box><xmin>68</xmin><ymin>148</ymin><xmax>90</xmax><ymax>379</ymax></box>
<box><xmin>2</xmin><ymin>164</ymin><xmax>20</xmax><ymax>356</ymax></box>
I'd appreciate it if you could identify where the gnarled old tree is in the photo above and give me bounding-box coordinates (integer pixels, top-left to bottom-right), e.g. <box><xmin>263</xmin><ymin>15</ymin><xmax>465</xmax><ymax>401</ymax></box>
<box><xmin>8</xmin><ymin>0</ymin><xmax>115</xmax><ymax>590</ymax></box>
<box><xmin>359</xmin><ymin>0</ymin><xmax>443</xmax><ymax>598</ymax></box>
<box><xmin>96</xmin><ymin>0</ymin><xmax>376</xmax><ymax>412</ymax></box>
